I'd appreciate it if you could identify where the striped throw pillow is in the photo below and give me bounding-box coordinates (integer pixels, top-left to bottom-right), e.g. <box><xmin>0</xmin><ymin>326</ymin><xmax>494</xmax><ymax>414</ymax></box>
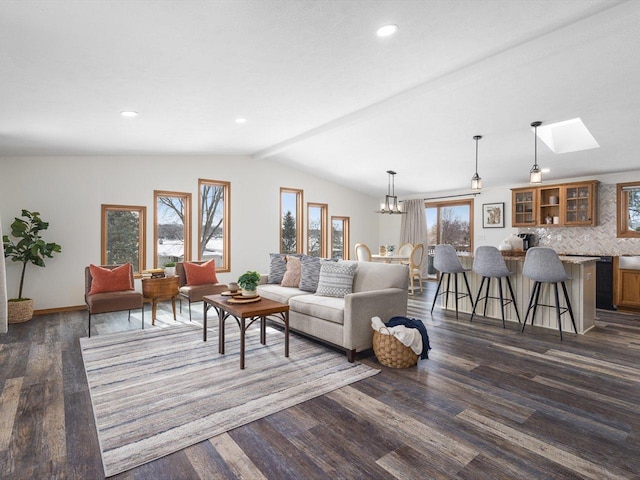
<box><xmin>315</xmin><ymin>260</ymin><xmax>357</xmax><ymax>298</ymax></box>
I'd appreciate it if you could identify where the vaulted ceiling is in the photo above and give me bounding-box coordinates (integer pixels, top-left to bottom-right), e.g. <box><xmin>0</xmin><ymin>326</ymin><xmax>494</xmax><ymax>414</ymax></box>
<box><xmin>2</xmin><ymin>0</ymin><xmax>639</xmax><ymax>197</ymax></box>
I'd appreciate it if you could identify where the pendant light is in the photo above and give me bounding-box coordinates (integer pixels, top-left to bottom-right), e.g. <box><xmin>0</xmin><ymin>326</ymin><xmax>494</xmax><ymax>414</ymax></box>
<box><xmin>530</xmin><ymin>121</ymin><xmax>543</xmax><ymax>184</ymax></box>
<box><xmin>377</xmin><ymin>170</ymin><xmax>406</xmax><ymax>214</ymax></box>
<box><xmin>471</xmin><ymin>135</ymin><xmax>482</xmax><ymax>190</ymax></box>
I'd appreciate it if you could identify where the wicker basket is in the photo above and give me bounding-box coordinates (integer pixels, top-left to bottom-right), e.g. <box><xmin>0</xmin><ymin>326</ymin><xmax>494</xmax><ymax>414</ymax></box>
<box><xmin>373</xmin><ymin>328</ymin><xmax>418</xmax><ymax>368</ymax></box>
<box><xmin>8</xmin><ymin>299</ymin><xmax>34</xmax><ymax>324</ymax></box>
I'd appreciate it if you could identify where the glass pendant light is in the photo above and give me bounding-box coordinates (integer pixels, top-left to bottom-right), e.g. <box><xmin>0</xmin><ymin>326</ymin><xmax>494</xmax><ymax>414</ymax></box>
<box><xmin>530</xmin><ymin>121</ymin><xmax>543</xmax><ymax>184</ymax></box>
<box><xmin>471</xmin><ymin>135</ymin><xmax>482</xmax><ymax>190</ymax></box>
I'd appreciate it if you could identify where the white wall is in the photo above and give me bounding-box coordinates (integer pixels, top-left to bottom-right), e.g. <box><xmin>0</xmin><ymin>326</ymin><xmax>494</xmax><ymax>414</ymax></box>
<box><xmin>0</xmin><ymin>156</ymin><xmax>380</xmax><ymax>310</ymax></box>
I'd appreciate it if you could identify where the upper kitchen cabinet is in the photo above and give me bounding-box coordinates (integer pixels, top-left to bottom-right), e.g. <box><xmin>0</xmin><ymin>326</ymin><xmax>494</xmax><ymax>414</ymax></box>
<box><xmin>563</xmin><ymin>181</ymin><xmax>599</xmax><ymax>226</ymax></box>
<box><xmin>512</xmin><ymin>187</ymin><xmax>537</xmax><ymax>227</ymax></box>
<box><xmin>511</xmin><ymin>180</ymin><xmax>599</xmax><ymax>227</ymax></box>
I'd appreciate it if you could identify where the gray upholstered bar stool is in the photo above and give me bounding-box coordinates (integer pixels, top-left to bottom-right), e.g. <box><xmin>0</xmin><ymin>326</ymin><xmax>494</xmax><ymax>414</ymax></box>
<box><xmin>470</xmin><ymin>246</ymin><xmax>521</xmax><ymax>328</ymax></box>
<box><xmin>521</xmin><ymin>247</ymin><xmax>577</xmax><ymax>340</ymax></box>
<box><xmin>430</xmin><ymin>244</ymin><xmax>474</xmax><ymax>319</ymax></box>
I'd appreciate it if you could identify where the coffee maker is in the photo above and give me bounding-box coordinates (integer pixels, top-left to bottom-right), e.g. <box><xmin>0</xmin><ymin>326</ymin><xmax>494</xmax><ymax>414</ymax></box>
<box><xmin>517</xmin><ymin>233</ymin><xmax>536</xmax><ymax>250</ymax></box>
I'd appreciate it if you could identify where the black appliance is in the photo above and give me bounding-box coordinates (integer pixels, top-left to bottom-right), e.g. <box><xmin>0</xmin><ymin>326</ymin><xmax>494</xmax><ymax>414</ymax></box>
<box><xmin>517</xmin><ymin>233</ymin><xmax>535</xmax><ymax>250</ymax></box>
<box><xmin>563</xmin><ymin>254</ymin><xmax>615</xmax><ymax>310</ymax></box>
<box><xmin>595</xmin><ymin>256</ymin><xmax>615</xmax><ymax>310</ymax></box>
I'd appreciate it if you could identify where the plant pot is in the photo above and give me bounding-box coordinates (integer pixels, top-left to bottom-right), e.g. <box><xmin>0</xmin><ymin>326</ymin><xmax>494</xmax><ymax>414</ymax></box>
<box><xmin>165</xmin><ymin>266</ymin><xmax>176</xmax><ymax>277</ymax></box>
<box><xmin>241</xmin><ymin>288</ymin><xmax>257</xmax><ymax>298</ymax></box>
<box><xmin>8</xmin><ymin>299</ymin><xmax>34</xmax><ymax>323</ymax></box>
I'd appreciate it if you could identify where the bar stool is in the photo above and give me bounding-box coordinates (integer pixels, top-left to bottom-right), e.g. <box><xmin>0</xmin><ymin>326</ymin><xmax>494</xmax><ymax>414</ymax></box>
<box><xmin>470</xmin><ymin>246</ymin><xmax>521</xmax><ymax>328</ymax></box>
<box><xmin>430</xmin><ymin>244</ymin><xmax>474</xmax><ymax>319</ymax></box>
<box><xmin>521</xmin><ymin>247</ymin><xmax>577</xmax><ymax>340</ymax></box>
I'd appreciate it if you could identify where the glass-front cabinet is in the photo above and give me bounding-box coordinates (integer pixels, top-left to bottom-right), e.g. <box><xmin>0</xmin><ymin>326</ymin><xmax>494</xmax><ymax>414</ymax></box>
<box><xmin>511</xmin><ymin>180</ymin><xmax>599</xmax><ymax>227</ymax></box>
<box><xmin>512</xmin><ymin>187</ymin><xmax>537</xmax><ymax>227</ymax></box>
<box><xmin>564</xmin><ymin>182</ymin><xmax>598</xmax><ymax>226</ymax></box>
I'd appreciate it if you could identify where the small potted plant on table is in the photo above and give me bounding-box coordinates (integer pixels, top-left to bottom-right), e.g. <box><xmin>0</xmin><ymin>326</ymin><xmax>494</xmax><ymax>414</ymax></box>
<box><xmin>3</xmin><ymin>209</ymin><xmax>62</xmax><ymax>323</ymax></box>
<box><xmin>237</xmin><ymin>271</ymin><xmax>261</xmax><ymax>297</ymax></box>
<box><xmin>163</xmin><ymin>261</ymin><xmax>176</xmax><ymax>277</ymax></box>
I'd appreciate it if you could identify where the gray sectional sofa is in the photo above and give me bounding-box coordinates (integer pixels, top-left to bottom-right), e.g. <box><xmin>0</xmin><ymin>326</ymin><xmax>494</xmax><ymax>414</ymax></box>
<box><xmin>257</xmin><ymin>258</ymin><xmax>409</xmax><ymax>362</ymax></box>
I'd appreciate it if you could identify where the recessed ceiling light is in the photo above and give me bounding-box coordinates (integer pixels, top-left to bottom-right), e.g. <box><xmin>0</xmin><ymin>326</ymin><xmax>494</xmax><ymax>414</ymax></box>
<box><xmin>120</xmin><ymin>111</ymin><xmax>138</xmax><ymax>117</ymax></box>
<box><xmin>542</xmin><ymin>168</ymin><xmax>551</xmax><ymax>173</ymax></box>
<box><xmin>376</xmin><ymin>24</ymin><xmax>398</xmax><ymax>37</ymax></box>
<box><xmin>235</xmin><ymin>117</ymin><xmax>247</xmax><ymax>124</ymax></box>
<box><xmin>536</xmin><ymin>117</ymin><xmax>599</xmax><ymax>154</ymax></box>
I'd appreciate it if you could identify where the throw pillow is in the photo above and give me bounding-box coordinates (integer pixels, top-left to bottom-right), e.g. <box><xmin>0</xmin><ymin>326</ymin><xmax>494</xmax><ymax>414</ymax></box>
<box><xmin>280</xmin><ymin>255</ymin><xmax>302</xmax><ymax>287</ymax></box>
<box><xmin>268</xmin><ymin>253</ymin><xmax>287</xmax><ymax>284</ymax></box>
<box><xmin>183</xmin><ymin>259</ymin><xmax>218</xmax><ymax>286</ymax></box>
<box><xmin>315</xmin><ymin>260</ymin><xmax>357</xmax><ymax>298</ymax></box>
<box><xmin>299</xmin><ymin>255</ymin><xmax>338</xmax><ymax>293</ymax></box>
<box><xmin>88</xmin><ymin>263</ymin><xmax>134</xmax><ymax>295</ymax></box>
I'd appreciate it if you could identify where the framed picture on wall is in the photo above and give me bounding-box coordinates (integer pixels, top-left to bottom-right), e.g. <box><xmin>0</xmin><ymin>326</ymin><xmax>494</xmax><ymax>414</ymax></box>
<box><xmin>483</xmin><ymin>202</ymin><xmax>504</xmax><ymax>228</ymax></box>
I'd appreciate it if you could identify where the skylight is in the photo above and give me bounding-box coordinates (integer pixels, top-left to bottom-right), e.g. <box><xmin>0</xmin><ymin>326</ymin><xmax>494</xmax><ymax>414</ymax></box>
<box><xmin>536</xmin><ymin>118</ymin><xmax>599</xmax><ymax>154</ymax></box>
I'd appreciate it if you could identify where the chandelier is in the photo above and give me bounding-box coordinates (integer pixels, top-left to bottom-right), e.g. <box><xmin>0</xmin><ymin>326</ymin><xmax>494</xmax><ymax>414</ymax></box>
<box><xmin>377</xmin><ymin>170</ymin><xmax>406</xmax><ymax>214</ymax></box>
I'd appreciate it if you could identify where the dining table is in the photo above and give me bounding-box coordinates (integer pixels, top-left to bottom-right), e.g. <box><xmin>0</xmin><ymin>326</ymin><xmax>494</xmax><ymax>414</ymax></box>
<box><xmin>371</xmin><ymin>254</ymin><xmax>410</xmax><ymax>263</ymax></box>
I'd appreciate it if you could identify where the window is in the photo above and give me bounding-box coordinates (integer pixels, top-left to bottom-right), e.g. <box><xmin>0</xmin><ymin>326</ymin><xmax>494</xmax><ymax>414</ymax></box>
<box><xmin>425</xmin><ymin>199</ymin><xmax>474</xmax><ymax>277</ymax></box>
<box><xmin>280</xmin><ymin>188</ymin><xmax>303</xmax><ymax>254</ymax></box>
<box><xmin>154</xmin><ymin>190</ymin><xmax>191</xmax><ymax>268</ymax></box>
<box><xmin>331</xmin><ymin>216</ymin><xmax>350</xmax><ymax>260</ymax></box>
<box><xmin>198</xmin><ymin>179</ymin><xmax>230</xmax><ymax>272</ymax></box>
<box><xmin>307</xmin><ymin>203</ymin><xmax>328</xmax><ymax>257</ymax></box>
<box><xmin>101</xmin><ymin>204</ymin><xmax>146</xmax><ymax>273</ymax></box>
<box><xmin>617</xmin><ymin>182</ymin><xmax>640</xmax><ymax>238</ymax></box>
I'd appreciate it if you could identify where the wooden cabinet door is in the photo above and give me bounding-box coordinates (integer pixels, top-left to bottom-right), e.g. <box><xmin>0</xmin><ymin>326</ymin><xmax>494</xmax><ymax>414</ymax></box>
<box><xmin>563</xmin><ymin>181</ymin><xmax>598</xmax><ymax>226</ymax></box>
<box><xmin>615</xmin><ymin>269</ymin><xmax>640</xmax><ymax>309</ymax></box>
<box><xmin>512</xmin><ymin>188</ymin><xmax>537</xmax><ymax>226</ymax></box>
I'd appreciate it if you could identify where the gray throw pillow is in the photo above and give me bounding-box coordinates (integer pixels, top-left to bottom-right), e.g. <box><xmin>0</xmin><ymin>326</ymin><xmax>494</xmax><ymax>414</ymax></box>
<box><xmin>300</xmin><ymin>255</ymin><xmax>338</xmax><ymax>292</ymax></box>
<box><xmin>315</xmin><ymin>260</ymin><xmax>357</xmax><ymax>298</ymax></box>
<box><xmin>268</xmin><ymin>253</ymin><xmax>287</xmax><ymax>284</ymax></box>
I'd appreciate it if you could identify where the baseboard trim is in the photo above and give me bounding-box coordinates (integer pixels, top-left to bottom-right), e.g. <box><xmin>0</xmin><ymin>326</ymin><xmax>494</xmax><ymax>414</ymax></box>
<box><xmin>34</xmin><ymin>305</ymin><xmax>87</xmax><ymax>315</ymax></box>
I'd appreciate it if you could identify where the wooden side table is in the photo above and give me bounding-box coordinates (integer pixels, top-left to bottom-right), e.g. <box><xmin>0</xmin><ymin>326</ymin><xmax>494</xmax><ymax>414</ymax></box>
<box><xmin>142</xmin><ymin>276</ymin><xmax>179</xmax><ymax>325</ymax></box>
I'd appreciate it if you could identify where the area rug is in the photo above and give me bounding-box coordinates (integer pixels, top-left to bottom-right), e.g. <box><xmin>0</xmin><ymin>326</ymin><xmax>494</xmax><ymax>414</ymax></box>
<box><xmin>80</xmin><ymin>323</ymin><xmax>379</xmax><ymax>477</ymax></box>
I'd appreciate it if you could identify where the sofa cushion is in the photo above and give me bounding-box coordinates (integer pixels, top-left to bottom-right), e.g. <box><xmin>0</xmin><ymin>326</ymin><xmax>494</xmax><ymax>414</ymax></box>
<box><xmin>316</xmin><ymin>260</ymin><xmax>357</xmax><ymax>298</ymax></box>
<box><xmin>183</xmin><ymin>259</ymin><xmax>218</xmax><ymax>286</ymax></box>
<box><xmin>281</xmin><ymin>255</ymin><xmax>302</xmax><ymax>287</ymax></box>
<box><xmin>179</xmin><ymin>283</ymin><xmax>226</xmax><ymax>303</ymax></box>
<box><xmin>289</xmin><ymin>294</ymin><xmax>345</xmax><ymax>325</ymax></box>
<box><xmin>257</xmin><ymin>284</ymin><xmax>308</xmax><ymax>304</ymax></box>
<box><xmin>88</xmin><ymin>263</ymin><xmax>134</xmax><ymax>295</ymax></box>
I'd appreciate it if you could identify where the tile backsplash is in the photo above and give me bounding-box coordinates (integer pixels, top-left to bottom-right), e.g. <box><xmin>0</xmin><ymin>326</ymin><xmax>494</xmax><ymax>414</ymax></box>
<box><xmin>519</xmin><ymin>183</ymin><xmax>640</xmax><ymax>256</ymax></box>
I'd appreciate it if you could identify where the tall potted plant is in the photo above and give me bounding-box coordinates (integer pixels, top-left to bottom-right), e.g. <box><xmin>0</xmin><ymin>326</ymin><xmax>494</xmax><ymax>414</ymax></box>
<box><xmin>2</xmin><ymin>210</ymin><xmax>62</xmax><ymax>323</ymax></box>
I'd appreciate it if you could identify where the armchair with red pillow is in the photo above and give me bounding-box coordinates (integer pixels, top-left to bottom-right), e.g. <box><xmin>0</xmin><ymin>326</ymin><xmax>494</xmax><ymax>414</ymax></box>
<box><xmin>84</xmin><ymin>263</ymin><xmax>144</xmax><ymax>337</ymax></box>
<box><xmin>176</xmin><ymin>260</ymin><xmax>227</xmax><ymax>321</ymax></box>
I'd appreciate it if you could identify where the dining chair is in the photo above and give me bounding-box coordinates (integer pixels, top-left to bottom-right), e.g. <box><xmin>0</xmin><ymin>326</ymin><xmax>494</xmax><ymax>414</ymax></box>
<box><xmin>355</xmin><ymin>243</ymin><xmax>372</xmax><ymax>262</ymax></box>
<box><xmin>521</xmin><ymin>247</ymin><xmax>577</xmax><ymax>340</ymax></box>
<box><xmin>398</xmin><ymin>242</ymin><xmax>414</xmax><ymax>259</ymax></box>
<box><xmin>409</xmin><ymin>244</ymin><xmax>424</xmax><ymax>294</ymax></box>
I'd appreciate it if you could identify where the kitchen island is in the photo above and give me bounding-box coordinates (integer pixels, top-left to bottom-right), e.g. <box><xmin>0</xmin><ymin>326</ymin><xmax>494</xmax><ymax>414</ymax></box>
<box><xmin>439</xmin><ymin>254</ymin><xmax>597</xmax><ymax>334</ymax></box>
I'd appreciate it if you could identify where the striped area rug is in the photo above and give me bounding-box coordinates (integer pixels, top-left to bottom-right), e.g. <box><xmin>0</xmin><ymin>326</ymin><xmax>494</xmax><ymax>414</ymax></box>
<box><xmin>80</xmin><ymin>323</ymin><xmax>379</xmax><ymax>477</ymax></box>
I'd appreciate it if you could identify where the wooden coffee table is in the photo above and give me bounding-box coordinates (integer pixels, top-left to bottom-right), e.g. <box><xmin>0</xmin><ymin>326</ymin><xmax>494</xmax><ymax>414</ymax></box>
<box><xmin>202</xmin><ymin>294</ymin><xmax>290</xmax><ymax>369</ymax></box>
<box><xmin>142</xmin><ymin>276</ymin><xmax>179</xmax><ymax>325</ymax></box>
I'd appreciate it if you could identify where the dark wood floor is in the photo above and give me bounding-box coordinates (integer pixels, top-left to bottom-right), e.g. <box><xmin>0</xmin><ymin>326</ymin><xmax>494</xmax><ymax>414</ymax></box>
<box><xmin>1</xmin><ymin>282</ymin><xmax>640</xmax><ymax>479</ymax></box>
